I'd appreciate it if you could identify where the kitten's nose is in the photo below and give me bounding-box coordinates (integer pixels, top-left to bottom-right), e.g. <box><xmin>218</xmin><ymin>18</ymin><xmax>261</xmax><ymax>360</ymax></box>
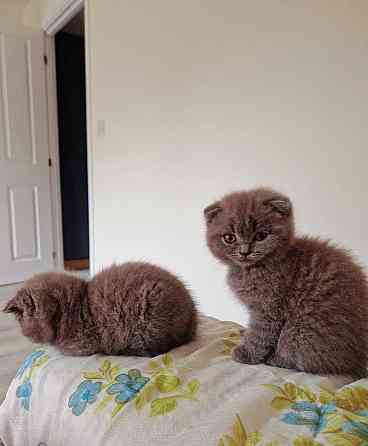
<box><xmin>239</xmin><ymin>244</ymin><xmax>251</xmax><ymax>256</ymax></box>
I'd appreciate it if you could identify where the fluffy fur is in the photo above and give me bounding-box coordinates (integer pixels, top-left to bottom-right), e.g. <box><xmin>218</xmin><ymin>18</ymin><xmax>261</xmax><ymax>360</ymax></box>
<box><xmin>3</xmin><ymin>262</ymin><xmax>197</xmax><ymax>357</ymax></box>
<box><xmin>204</xmin><ymin>187</ymin><xmax>368</xmax><ymax>377</ymax></box>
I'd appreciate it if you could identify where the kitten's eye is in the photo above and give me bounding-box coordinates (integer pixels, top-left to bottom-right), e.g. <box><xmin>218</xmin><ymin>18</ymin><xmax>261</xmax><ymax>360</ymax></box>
<box><xmin>255</xmin><ymin>231</ymin><xmax>268</xmax><ymax>242</ymax></box>
<box><xmin>223</xmin><ymin>234</ymin><xmax>236</xmax><ymax>244</ymax></box>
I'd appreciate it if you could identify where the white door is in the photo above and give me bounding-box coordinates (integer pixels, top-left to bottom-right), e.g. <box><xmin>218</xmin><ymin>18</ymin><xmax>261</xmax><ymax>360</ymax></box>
<box><xmin>0</xmin><ymin>32</ymin><xmax>54</xmax><ymax>285</ymax></box>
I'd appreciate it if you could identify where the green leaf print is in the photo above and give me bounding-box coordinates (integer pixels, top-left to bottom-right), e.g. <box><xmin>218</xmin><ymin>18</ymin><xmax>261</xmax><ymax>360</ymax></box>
<box><xmin>187</xmin><ymin>379</ymin><xmax>200</xmax><ymax>396</ymax></box>
<box><xmin>83</xmin><ymin>372</ymin><xmax>105</xmax><ymax>380</ymax></box>
<box><xmin>233</xmin><ymin>414</ymin><xmax>246</xmax><ymax>444</ymax></box>
<box><xmin>223</xmin><ymin>435</ymin><xmax>238</xmax><ymax>446</ymax></box>
<box><xmin>140</xmin><ymin>354</ymin><xmax>200</xmax><ymax>417</ymax></box>
<box><xmin>221</xmin><ymin>331</ymin><xmax>242</xmax><ymax>356</ymax></box>
<box><xmin>100</xmin><ymin>360</ymin><xmax>111</xmax><ymax>373</ymax></box>
<box><xmin>270</xmin><ymin>396</ymin><xmax>294</xmax><ymax>411</ymax></box>
<box><xmin>218</xmin><ymin>414</ymin><xmax>262</xmax><ymax>446</ymax></box>
<box><xmin>326</xmin><ymin>432</ymin><xmax>362</xmax><ymax>446</ymax></box>
<box><xmin>154</xmin><ymin>371</ymin><xmax>181</xmax><ymax>393</ymax></box>
<box><xmin>162</xmin><ymin>354</ymin><xmax>174</xmax><ymax>368</ymax></box>
<box><xmin>148</xmin><ymin>360</ymin><xmax>161</xmax><ymax>371</ymax></box>
<box><xmin>293</xmin><ymin>436</ymin><xmax>323</xmax><ymax>446</ymax></box>
<box><xmin>111</xmin><ymin>402</ymin><xmax>126</xmax><ymax>418</ymax></box>
<box><xmin>150</xmin><ymin>397</ymin><xmax>178</xmax><ymax>416</ymax></box>
<box><xmin>135</xmin><ymin>383</ymin><xmax>155</xmax><ymax>411</ymax></box>
<box><xmin>297</xmin><ymin>387</ymin><xmax>317</xmax><ymax>403</ymax></box>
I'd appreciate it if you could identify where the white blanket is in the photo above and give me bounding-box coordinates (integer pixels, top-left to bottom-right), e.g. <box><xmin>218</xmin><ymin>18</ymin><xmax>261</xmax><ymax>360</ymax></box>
<box><xmin>0</xmin><ymin>310</ymin><xmax>35</xmax><ymax>405</ymax></box>
<box><xmin>1</xmin><ymin>315</ymin><xmax>367</xmax><ymax>446</ymax></box>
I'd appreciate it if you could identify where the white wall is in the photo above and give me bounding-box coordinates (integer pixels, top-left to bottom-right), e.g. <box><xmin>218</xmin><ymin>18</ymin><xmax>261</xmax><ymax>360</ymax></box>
<box><xmin>23</xmin><ymin>0</ymin><xmax>79</xmax><ymax>30</ymax></box>
<box><xmin>0</xmin><ymin>0</ymin><xmax>33</xmax><ymax>34</ymax></box>
<box><xmin>87</xmin><ymin>1</ymin><xmax>368</xmax><ymax>325</ymax></box>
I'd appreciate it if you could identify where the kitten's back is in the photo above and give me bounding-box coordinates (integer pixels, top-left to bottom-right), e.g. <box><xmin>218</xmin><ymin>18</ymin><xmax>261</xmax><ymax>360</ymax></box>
<box><xmin>88</xmin><ymin>262</ymin><xmax>197</xmax><ymax>356</ymax></box>
<box><xmin>275</xmin><ymin>236</ymin><xmax>368</xmax><ymax>376</ymax></box>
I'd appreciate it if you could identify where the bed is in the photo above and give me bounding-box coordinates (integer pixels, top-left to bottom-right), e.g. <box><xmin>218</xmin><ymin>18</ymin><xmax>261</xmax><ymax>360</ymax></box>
<box><xmin>1</xmin><ymin>315</ymin><xmax>367</xmax><ymax>446</ymax></box>
<box><xmin>0</xmin><ymin>307</ymin><xmax>35</xmax><ymax>405</ymax></box>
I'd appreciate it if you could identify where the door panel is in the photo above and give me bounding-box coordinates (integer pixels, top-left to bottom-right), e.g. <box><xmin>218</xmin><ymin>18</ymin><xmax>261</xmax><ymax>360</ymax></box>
<box><xmin>0</xmin><ymin>32</ymin><xmax>54</xmax><ymax>285</ymax></box>
<box><xmin>8</xmin><ymin>185</ymin><xmax>40</xmax><ymax>260</ymax></box>
<box><xmin>2</xmin><ymin>36</ymin><xmax>33</xmax><ymax>163</ymax></box>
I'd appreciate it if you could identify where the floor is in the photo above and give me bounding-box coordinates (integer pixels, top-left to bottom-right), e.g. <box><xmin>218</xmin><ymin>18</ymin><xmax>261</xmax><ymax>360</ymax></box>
<box><xmin>0</xmin><ymin>270</ymin><xmax>90</xmax><ymax>306</ymax></box>
<box><xmin>0</xmin><ymin>282</ymin><xmax>35</xmax><ymax>403</ymax></box>
<box><xmin>0</xmin><ymin>283</ymin><xmax>21</xmax><ymax>305</ymax></box>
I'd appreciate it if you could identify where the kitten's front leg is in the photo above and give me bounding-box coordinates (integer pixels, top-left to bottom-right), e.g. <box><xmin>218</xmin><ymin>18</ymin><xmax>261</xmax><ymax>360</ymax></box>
<box><xmin>232</xmin><ymin>320</ymin><xmax>281</xmax><ymax>365</ymax></box>
<box><xmin>59</xmin><ymin>343</ymin><xmax>98</xmax><ymax>356</ymax></box>
<box><xmin>232</xmin><ymin>332</ymin><xmax>269</xmax><ymax>364</ymax></box>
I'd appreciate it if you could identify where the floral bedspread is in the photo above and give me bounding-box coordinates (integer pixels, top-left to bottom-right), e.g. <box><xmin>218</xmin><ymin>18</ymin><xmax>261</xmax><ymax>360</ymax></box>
<box><xmin>0</xmin><ymin>316</ymin><xmax>367</xmax><ymax>446</ymax></box>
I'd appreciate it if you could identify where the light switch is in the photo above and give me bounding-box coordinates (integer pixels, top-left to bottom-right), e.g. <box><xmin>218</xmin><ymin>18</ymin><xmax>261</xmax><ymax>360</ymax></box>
<box><xmin>97</xmin><ymin>120</ymin><xmax>106</xmax><ymax>137</ymax></box>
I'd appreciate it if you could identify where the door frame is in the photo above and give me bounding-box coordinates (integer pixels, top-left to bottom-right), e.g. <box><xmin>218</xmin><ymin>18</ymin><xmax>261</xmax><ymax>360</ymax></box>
<box><xmin>44</xmin><ymin>0</ymin><xmax>95</xmax><ymax>274</ymax></box>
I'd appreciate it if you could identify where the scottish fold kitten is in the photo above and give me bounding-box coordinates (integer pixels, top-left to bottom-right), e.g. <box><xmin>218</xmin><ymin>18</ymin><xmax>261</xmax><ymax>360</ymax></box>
<box><xmin>4</xmin><ymin>262</ymin><xmax>197</xmax><ymax>357</ymax></box>
<box><xmin>205</xmin><ymin>187</ymin><xmax>368</xmax><ymax>377</ymax></box>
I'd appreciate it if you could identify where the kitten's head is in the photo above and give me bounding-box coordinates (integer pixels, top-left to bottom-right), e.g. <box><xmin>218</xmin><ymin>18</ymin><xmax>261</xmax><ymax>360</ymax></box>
<box><xmin>3</xmin><ymin>273</ymin><xmax>85</xmax><ymax>344</ymax></box>
<box><xmin>204</xmin><ymin>188</ymin><xmax>294</xmax><ymax>268</ymax></box>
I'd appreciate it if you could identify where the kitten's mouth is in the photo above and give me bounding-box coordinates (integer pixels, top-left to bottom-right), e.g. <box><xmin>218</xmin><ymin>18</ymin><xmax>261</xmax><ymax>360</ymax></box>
<box><xmin>234</xmin><ymin>254</ymin><xmax>259</xmax><ymax>266</ymax></box>
<box><xmin>233</xmin><ymin>256</ymin><xmax>252</xmax><ymax>265</ymax></box>
<box><xmin>238</xmin><ymin>257</ymin><xmax>249</xmax><ymax>263</ymax></box>
<box><xmin>237</xmin><ymin>253</ymin><xmax>253</xmax><ymax>262</ymax></box>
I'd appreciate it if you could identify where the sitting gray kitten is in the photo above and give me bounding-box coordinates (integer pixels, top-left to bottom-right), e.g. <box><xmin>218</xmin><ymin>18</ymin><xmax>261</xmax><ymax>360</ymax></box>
<box><xmin>3</xmin><ymin>262</ymin><xmax>197</xmax><ymax>357</ymax></box>
<box><xmin>204</xmin><ymin>187</ymin><xmax>368</xmax><ymax>377</ymax></box>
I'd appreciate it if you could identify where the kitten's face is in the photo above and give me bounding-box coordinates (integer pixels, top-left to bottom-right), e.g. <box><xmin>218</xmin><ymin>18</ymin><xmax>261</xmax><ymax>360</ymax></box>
<box><xmin>204</xmin><ymin>189</ymin><xmax>294</xmax><ymax>268</ymax></box>
<box><xmin>3</xmin><ymin>282</ymin><xmax>59</xmax><ymax>344</ymax></box>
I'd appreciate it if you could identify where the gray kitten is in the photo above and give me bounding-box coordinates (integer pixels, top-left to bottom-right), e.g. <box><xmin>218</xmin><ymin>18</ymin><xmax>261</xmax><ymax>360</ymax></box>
<box><xmin>205</xmin><ymin>187</ymin><xmax>368</xmax><ymax>377</ymax></box>
<box><xmin>3</xmin><ymin>262</ymin><xmax>197</xmax><ymax>357</ymax></box>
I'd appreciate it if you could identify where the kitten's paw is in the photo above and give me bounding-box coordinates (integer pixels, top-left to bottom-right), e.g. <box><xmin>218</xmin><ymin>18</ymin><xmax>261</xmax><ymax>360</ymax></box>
<box><xmin>265</xmin><ymin>354</ymin><xmax>281</xmax><ymax>368</ymax></box>
<box><xmin>232</xmin><ymin>345</ymin><xmax>260</xmax><ymax>364</ymax></box>
<box><xmin>239</xmin><ymin>328</ymin><xmax>246</xmax><ymax>337</ymax></box>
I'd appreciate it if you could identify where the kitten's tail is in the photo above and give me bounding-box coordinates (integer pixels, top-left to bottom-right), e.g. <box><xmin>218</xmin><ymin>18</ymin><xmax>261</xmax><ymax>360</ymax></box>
<box><xmin>352</xmin><ymin>367</ymin><xmax>368</xmax><ymax>381</ymax></box>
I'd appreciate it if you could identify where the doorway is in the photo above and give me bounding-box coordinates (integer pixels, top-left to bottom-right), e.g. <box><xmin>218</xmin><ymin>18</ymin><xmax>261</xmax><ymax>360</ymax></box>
<box><xmin>54</xmin><ymin>9</ymin><xmax>90</xmax><ymax>274</ymax></box>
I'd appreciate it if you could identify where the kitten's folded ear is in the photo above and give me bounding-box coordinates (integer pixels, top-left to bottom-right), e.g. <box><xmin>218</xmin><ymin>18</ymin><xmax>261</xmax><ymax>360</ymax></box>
<box><xmin>264</xmin><ymin>197</ymin><xmax>292</xmax><ymax>217</ymax></box>
<box><xmin>204</xmin><ymin>202</ymin><xmax>223</xmax><ymax>224</ymax></box>
<box><xmin>3</xmin><ymin>292</ymin><xmax>35</xmax><ymax>314</ymax></box>
<box><xmin>3</xmin><ymin>296</ymin><xmax>19</xmax><ymax>314</ymax></box>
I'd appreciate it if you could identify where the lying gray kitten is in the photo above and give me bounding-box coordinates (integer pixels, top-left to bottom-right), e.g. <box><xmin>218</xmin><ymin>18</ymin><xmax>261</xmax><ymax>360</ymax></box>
<box><xmin>3</xmin><ymin>262</ymin><xmax>197</xmax><ymax>357</ymax></box>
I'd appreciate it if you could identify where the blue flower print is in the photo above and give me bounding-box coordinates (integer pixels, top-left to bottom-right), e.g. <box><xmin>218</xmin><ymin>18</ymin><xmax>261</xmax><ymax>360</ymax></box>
<box><xmin>281</xmin><ymin>401</ymin><xmax>337</xmax><ymax>435</ymax></box>
<box><xmin>107</xmin><ymin>369</ymin><xmax>149</xmax><ymax>404</ymax></box>
<box><xmin>16</xmin><ymin>379</ymin><xmax>32</xmax><ymax>411</ymax></box>
<box><xmin>16</xmin><ymin>350</ymin><xmax>46</xmax><ymax>379</ymax></box>
<box><xmin>68</xmin><ymin>380</ymin><xmax>102</xmax><ymax>416</ymax></box>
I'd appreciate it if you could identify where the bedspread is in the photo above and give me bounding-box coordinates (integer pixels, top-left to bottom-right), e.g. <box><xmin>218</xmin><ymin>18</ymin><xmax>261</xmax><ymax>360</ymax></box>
<box><xmin>1</xmin><ymin>316</ymin><xmax>367</xmax><ymax>446</ymax></box>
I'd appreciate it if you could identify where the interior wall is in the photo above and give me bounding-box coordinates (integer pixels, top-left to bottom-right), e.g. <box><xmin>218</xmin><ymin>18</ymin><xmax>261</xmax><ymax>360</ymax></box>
<box><xmin>87</xmin><ymin>1</ymin><xmax>368</xmax><ymax>324</ymax></box>
<box><xmin>23</xmin><ymin>0</ymin><xmax>71</xmax><ymax>30</ymax></box>
<box><xmin>1</xmin><ymin>0</ymin><xmax>366</xmax><ymax>324</ymax></box>
<box><xmin>0</xmin><ymin>0</ymin><xmax>35</xmax><ymax>34</ymax></box>
<box><xmin>20</xmin><ymin>1</ymin><xmax>368</xmax><ymax>323</ymax></box>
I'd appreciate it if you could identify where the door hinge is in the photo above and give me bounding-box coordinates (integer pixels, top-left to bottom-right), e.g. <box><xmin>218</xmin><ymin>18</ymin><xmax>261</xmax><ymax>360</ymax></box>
<box><xmin>48</xmin><ymin>158</ymin><xmax>52</xmax><ymax>167</ymax></box>
<box><xmin>44</xmin><ymin>54</ymin><xmax>48</xmax><ymax>65</ymax></box>
<box><xmin>52</xmin><ymin>251</ymin><xmax>57</xmax><ymax>260</ymax></box>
